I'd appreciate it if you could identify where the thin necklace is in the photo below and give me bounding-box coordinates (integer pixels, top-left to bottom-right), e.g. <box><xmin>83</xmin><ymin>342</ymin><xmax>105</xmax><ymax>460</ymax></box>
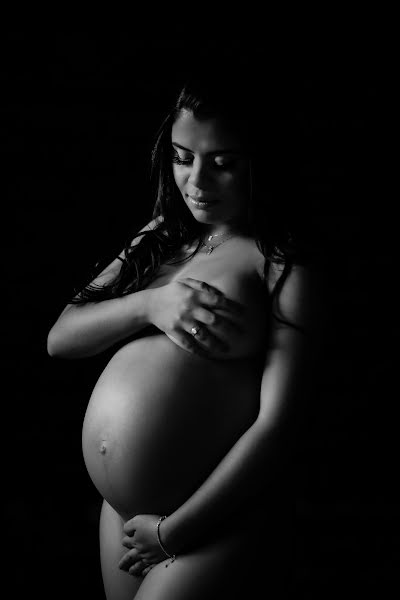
<box><xmin>205</xmin><ymin>231</ymin><xmax>223</xmax><ymax>240</ymax></box>
<box><xmin>200</xmin><ymin>232</ymin><xmax>236</xmax><ymax>255</ymax></box>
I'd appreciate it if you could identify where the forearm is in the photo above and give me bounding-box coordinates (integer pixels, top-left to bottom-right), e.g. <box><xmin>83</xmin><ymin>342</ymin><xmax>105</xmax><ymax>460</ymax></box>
<box><xmin>47</xmin><ymin>288</ymin><xmax>155</xmax><ymax>359</ymax></box>
<box><xmin>161</xmin><ymin>417</ymin><xmax>285</xmax><ymax>554</ymax></box>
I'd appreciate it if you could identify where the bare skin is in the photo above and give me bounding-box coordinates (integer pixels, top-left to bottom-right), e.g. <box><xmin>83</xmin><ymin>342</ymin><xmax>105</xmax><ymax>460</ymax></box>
<box><xmin>82</xmin><ymin>234</ymin><xmax>269</xmax><ymax>599</ymax></box>
<box><xmin>49</xmin><ymin>110</ymin><xmax>314</xmax><ymax>599</ymax></box>
<box><xmin>88</xmin><ymin>232</ymin><xmax>310</xmax><ymax>600</ymax></box>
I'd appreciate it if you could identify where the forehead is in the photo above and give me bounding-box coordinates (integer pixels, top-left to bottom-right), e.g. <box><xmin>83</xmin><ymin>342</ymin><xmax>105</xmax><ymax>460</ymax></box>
<box><xmin>171</xmin><ymin>110</ymin><xmax>242</xmax><ymax>153</ymax></box>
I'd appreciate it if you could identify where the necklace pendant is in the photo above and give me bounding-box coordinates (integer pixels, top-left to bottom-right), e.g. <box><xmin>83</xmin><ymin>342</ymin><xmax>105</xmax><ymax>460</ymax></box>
<box><xmin>207</xmin><ymin>246</ymin><xmax>214</xmax><ymax>255</ymax></box>
<box><xmin>207</xmin><ymin>235</ymin><xmax>213</xmax><ymax>242</ymax></box>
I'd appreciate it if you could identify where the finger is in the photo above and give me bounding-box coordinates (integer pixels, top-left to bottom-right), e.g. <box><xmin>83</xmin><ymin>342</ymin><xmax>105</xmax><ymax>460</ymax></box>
<box><xmin>207</xmin><ymin>293</ymin><xmax>246</xmax><ymax>317</ymax></box>
<box><xmin>181</xmin><ymin>332</ymin><xmax>216</xmax><ymax>358</ymax></box>
<box><xmin>138</xmin><ymin>551</ymin><xmax>155</xmax><ymax>562</ymax></box>
<box><xmin>118</xmin><ymin>548</ymin><xmax>140</xmax><ymax>571</ymax></box>
<box><xmin>183</xmin><ymin>325</ymin><xmax>228</xmax><ymax>354</ymax></box>
<box><xmin>181</xmin><ymin>278</ymin><xmax>245</xmax><ymax>316</ymax></box>
<box><xmin>191</xmin><ymin>307</ymin><xmax>243</xmax><ymax>335</ymax></box>
<box><xmin>123</xmin><ymin>521</ymin><xmax>136</xmax><ymax>536</ymax></box>
<box><xmin>129</xmin><ymin>560</ymin><xmax>146</xmax><ymax>576</ymax></box>
<box><xmin>121</xmin><ymin>535</ymin><xmax>136</xmax><ymax>549</ymax></box>
<box><xmin>183</xmin><ymin>279</ymin><xmax>245</xmax><ymax>315</ymax></box>
<box><xmin>142</xmin><ymin>566</ymin><xmax>153</xmax><ymax>577</ymax></box>
<box><xmin>167</xmin><ymin>331</ymin><xmax>213</xmax><ymax>359</ymax></box>
<box><xmin>180</xmin><ymin>278</ymin><xmax>223</xmax><ymax>297</ymax></box>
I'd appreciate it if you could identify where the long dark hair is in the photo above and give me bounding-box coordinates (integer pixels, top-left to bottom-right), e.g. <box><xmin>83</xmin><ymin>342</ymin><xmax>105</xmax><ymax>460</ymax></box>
<box><xmin>72</xmin><ymin>63</ymin><xmax>314</xmax><ymax>321</ymax></box>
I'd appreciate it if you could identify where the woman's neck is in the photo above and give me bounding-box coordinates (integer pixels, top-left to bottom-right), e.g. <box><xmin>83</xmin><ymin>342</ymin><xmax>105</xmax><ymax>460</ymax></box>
<box><xmin>200</xmin><ymin>222</ymin><xmax>243</xmax><ymax>239</ymax></box>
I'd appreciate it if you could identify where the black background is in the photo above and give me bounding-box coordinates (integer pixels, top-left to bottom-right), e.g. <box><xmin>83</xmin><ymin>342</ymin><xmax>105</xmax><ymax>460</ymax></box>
<box><xmin>3</xmin><ymin>30</ymin><xmax>397</xmax><ymax>598</ymax></box>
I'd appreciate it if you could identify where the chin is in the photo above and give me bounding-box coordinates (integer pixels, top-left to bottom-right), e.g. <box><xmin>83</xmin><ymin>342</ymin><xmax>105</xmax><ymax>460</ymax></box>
<box><xmin>185</xmin><ymin>204</ymin><xmax>217</xmax><ymax>224</ymax></box>
<box><xmin>191</xmin><ymin>213</ymin><xmax>217</xmax><ymax>224</ymax></box>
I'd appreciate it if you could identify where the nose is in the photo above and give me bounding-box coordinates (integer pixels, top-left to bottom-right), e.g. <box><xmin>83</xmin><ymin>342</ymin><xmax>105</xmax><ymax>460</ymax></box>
<box><xmin>188</xmin><ymin>157</ymin><xmax>211</xmax><ymax>190</ymax></box>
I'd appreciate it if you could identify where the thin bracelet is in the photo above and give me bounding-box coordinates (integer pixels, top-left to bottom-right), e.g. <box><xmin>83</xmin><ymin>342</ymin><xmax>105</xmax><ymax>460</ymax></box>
<box><xmin>156</xmin><ymin>516</ymin><xmax>176</xmax><ymax>566</ymax></box>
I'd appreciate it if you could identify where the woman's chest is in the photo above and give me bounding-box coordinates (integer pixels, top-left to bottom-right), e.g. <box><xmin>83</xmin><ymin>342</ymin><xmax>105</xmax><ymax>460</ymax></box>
<box><xmin>145</xmin><ymin>241</ymin><xmax>269</xmax><ymax>358</ymax></box>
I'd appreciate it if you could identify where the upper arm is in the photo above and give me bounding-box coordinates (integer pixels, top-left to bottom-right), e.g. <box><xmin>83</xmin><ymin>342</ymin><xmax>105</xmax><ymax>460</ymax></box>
<box><xmin>259</xmin><ymin>265</ymin><xmax>318</xmax><ymax>426</ymax></box>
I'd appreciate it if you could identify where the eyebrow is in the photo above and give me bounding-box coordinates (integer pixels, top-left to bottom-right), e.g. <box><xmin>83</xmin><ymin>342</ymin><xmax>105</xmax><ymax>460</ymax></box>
<box><xmin>172</xmin><ymin>142</ymin><xmax>241</xmax><ymax>155</ymax></box>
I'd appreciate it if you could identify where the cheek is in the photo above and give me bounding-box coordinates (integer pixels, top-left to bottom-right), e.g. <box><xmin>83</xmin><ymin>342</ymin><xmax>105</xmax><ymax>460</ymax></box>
<box><xmin>220</xmin><ymin>172</ymin><xmax>247</xmax><ymax>199</ymax></box>
<box><xmin>173</xmin><ymin>167</ymin><xmax>187</xmax><ymax>193</ymax></box>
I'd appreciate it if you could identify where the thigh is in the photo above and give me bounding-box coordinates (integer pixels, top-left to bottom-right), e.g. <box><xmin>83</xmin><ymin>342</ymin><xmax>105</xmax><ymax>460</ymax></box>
<box><xmin>133</xmin><ymin>532</ymin><xmax>248</xmax><ymax>600</ymax></box>
<box><xmin>99</xmin><ymin>499</ymin><xmax>143</xmax><ymax>600</ymax></box>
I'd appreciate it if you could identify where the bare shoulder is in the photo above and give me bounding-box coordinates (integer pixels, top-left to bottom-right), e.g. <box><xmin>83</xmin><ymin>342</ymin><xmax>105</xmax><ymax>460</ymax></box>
<box><xmin>232</xmin><ymin>238</ymin><xmax>319</xmax><ymax>325</ymax></box>
<box><xmin>232</xmin><ymin>235</ymin><xmax>266</xmax><ymax>275</ymax></box>
<box><xmin>268</xmin><ymin>261</ymin><xmax>321</xmax><ymax>333</ymax></box>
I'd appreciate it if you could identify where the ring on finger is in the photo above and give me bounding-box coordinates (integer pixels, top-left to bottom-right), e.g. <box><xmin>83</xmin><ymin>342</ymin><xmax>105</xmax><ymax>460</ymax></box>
<box><xmin>190</xmin><ymin>325</ymin><xmax>201</xmax><ymax>337</ymax></box>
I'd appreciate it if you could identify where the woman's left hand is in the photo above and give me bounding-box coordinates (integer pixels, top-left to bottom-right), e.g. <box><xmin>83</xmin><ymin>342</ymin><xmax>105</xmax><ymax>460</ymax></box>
<box><xmin>118</xmin><ymin>514</ymin><xmax>169</xmax><ymax>576</ymax></box>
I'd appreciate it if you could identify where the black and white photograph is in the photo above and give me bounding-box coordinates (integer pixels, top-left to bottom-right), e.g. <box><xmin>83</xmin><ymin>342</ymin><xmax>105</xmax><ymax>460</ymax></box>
<box><xmin>3</xmin><ymin>30</ymin><xmax>396</xmax><ymax>598</ymax></box>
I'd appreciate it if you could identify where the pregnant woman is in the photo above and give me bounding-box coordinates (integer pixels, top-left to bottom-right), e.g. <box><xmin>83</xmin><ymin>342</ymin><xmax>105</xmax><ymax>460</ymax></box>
<box><xmin>48</xmin><ymin>64</ymin><xmax>318</xmax><ymax>599</ymax></box>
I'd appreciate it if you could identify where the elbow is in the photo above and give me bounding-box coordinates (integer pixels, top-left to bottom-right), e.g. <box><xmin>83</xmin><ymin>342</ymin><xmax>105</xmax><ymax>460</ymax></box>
<box><xmin>47</xmin><ymin>327</ymin><xmax>62</xmax><ymax>358</ymax></box>
<box><xmin>47</xmin><ymin>340</ymin><xmax>55</xmax><ymax>357</ymax></box>
<box><xmin>47</xmin><ymin>327</ymin><xmax>98</xmax><ymax>359</ymax></box>
<box><xmin>47</xmin><ymin>326</ymin><xmax>74</xmax><ymax>359</ymax></box>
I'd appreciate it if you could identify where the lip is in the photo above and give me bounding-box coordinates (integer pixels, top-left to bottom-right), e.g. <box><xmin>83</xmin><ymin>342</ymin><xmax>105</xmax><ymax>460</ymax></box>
<box><xmin>188</xmin><ymin>194</ymin><xmax>217</xmax><ymax>208</ymax></box>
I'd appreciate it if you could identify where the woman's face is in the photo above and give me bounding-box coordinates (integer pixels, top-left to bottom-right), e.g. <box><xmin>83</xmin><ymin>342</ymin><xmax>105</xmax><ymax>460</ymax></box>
<box><xmin>171</xmin><ymin>110</ymin><xmax>250</xmax><ymax>231</ymax></box>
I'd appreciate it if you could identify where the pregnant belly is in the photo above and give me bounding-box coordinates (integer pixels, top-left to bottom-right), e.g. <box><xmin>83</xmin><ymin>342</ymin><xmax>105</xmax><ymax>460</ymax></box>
<box><xmin>82</xmin><ymin>334</ymin><xmax>261</xmax><ymax>520</ymax></box>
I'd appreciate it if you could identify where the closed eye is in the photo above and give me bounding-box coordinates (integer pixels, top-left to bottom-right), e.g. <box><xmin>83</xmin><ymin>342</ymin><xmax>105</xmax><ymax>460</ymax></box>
<box><xmin>172</xmin><ymin>153</ymin><xmax>193</xmax><ymax>166</ymax></box>
<box><xmin>172</xmin><ymin>152</ymin><xmax>235</xmax><ymax>170</ymax></box>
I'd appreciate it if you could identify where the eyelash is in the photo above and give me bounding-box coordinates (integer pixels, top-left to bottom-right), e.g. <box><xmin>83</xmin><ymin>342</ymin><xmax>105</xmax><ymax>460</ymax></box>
<box><xmin>172</xmin><ymin>155</ymin><xmax>192</xmax><ymax>166</ymax></box>
<box><xmin>172</xmin><ymin>154</ymin><xmax>233</xmax><ymax>170</ymax></box>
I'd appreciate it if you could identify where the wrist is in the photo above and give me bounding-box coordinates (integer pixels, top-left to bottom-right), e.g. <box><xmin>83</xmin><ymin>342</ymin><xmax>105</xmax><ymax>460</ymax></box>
<box><xmin>156</xmin><ymin>516</ymin><xmax>176</xmax><ymax>567</ymax></box>
<box><xmin>159</xmin><ymin>514</ymin><xmax>184</xmax><ymax>555</ymax></box>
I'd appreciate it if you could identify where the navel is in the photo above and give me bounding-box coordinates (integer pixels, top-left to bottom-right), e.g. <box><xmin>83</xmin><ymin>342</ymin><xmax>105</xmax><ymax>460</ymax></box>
<box><xmin>99</xmin><ymin>441</ymin><xmax>107</xmax><ymax>455</ymax></box>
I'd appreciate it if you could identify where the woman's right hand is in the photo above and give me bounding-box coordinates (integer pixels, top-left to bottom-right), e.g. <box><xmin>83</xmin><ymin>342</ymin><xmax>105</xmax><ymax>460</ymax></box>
<box><xmin>148</xmin><ymin>277</ymin><xmax>245</xmax><ymax>358</ymax></box>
